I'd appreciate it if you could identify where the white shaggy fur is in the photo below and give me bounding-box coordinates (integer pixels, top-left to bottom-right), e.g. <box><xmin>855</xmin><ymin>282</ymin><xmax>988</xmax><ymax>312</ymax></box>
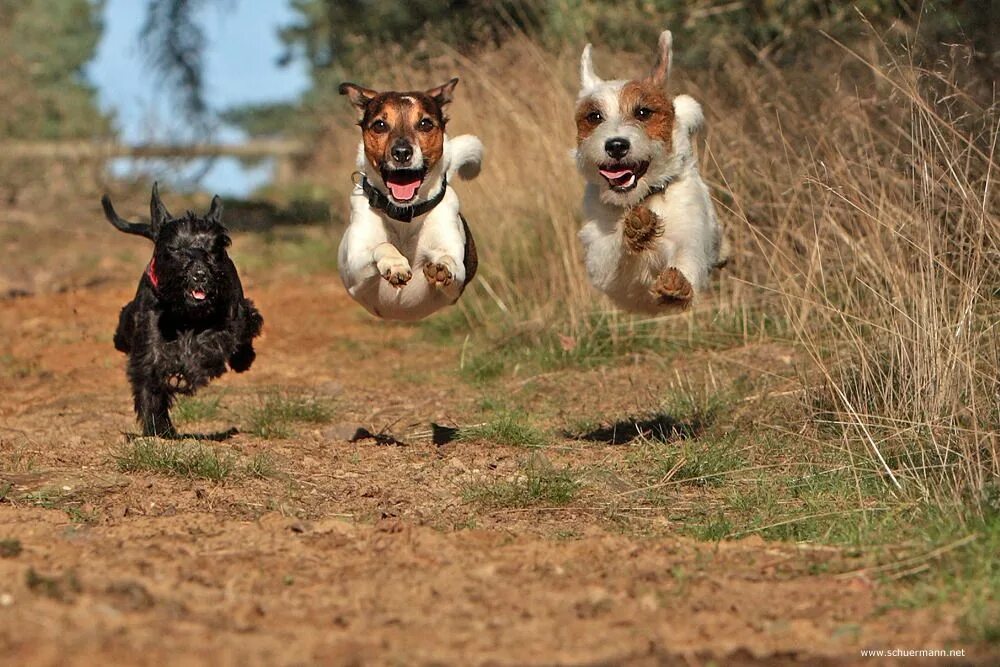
<box><xmin>575</xmin><ymin>30</ymin><xmax>723</xmax><ymax>314</ymax></box>
<box><xmin>338</xmin><ymin>134</ymin><xmax>482</xmax><ymax>321</ymax></box>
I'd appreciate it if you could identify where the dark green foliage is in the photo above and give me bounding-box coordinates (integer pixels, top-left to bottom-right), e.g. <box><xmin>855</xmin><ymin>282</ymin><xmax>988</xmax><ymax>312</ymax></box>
<box><xmin>0</xmin><ymin>0</ymin><xmax>110</xmax><ymax>139</ymax></box>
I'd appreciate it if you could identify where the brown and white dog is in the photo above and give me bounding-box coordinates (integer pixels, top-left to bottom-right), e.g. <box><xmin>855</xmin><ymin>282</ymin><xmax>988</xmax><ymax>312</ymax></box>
<box><xmin>575</xmin><ymin>30</ymin><xmax>724</xmax><ymax>314</ymax></box>
<box><xmin>337</xmin><ymin>78</ymin><xmax>482</xmax><ymax>320</ymax></box>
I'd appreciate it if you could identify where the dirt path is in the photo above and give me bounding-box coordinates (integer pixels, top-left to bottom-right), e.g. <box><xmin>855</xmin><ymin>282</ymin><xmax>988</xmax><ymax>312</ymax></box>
<box><xmin>0</xmin><ymin>276</ymin><xmax>988</xmax><ymax>665</ymax></box>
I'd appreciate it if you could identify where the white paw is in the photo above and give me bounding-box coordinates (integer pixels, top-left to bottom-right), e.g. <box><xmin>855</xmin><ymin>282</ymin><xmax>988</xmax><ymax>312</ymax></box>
<box><xmin>377</xmin><ymin>258</ymin><xmax>412</xmax><ymax>288</ymax></box>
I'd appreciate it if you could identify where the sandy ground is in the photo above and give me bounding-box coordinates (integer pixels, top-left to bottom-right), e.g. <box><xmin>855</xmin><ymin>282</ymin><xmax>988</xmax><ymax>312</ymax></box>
<box><xmin>0</xmin><ymin>265</ymin><xmax>993</xmax><ymax>666</ymax></box>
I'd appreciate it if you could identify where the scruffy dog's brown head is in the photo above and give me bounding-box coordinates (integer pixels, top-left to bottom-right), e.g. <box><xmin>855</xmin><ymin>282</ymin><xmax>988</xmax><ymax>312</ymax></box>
<box><xmin>574</xmin><ymin>30</ymin><xmax>704</xmax><ymax>208</ymax></box>
<box><xmin>339</xmin><ymin>79</ymin><xmax>459</xmax><ymax>203</ymax></box>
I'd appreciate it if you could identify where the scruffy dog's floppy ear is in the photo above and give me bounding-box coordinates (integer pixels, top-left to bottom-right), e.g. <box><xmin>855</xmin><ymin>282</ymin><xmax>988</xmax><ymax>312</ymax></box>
<box><xmin>150</xmin><ymin>181</ymin><xmax>172</xmax><ymax>237</ymax></box>
<box><xmin>579</xmin><ymin>43</ymin><xmax>602</xmax><ymax>90</ymax></box>
<box><xmin>425</xmin><ymin>78</ymin><xmax>459</xmax><ymax>107</ymax></box>
<box><xmin>650</xmin><ymin>30</ymin><xmax>673</xmax><ymax>89</ymax></box>
<box><xmin>338</xmin><ymin>82</ymin><xmax>378</xmax><ymax>109</ymax></box>
<box><xmin>206</xmin><ymin>195</ymin><xmax>224</xmax><ymax>225</ymax></box>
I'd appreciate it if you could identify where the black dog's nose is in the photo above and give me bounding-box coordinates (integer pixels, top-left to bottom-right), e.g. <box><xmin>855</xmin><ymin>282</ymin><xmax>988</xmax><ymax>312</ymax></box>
<box><xmin>605</xmin><ymin>137</ymin><xmax>630</xmax><ymax>159</ymax></box>
<box><xmin>391</xmin><ymin>141</ymin><xmax>414</xmax><ymax>164</ymax></box>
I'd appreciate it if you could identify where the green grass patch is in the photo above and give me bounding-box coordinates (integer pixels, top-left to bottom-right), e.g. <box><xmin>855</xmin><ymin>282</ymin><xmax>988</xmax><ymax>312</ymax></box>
<box><xmin>629</xmin><ymin>435</ymin><xmax>749</xmax><ymax>491</ymax></box>
<box><xmin>173</xmin><ymin>394</ymin><xmax>223</xmax><ymax>424</ymax></box>
<box><xmin>23</xmin><ymin>488</ymin><xmax>68</xmax><ymax>509</ymax></box>
<box><xmin>464</xmin><ymin>456</ymin><xmax>580</xmax><ymax>509</ymax></box>
<box><xmin>622</xmin><ymin>430</ymin><xmax>1000</xmax><ymax>640</ymax></box>
<box><xmin>244</xmin><ymin>451</ymin><xmax>279</xmax><ymax>479</ymax></box>
<box><xmin>115</xmin><ymin>439</ymin><xmax>236</xmax><ymax>481</ymax></box>
<box><xmin>460</xmin><ymin>306</ymin><xmax>788</xmax><ymax>382</ymax></box>
<box><xmin>246</xmin><ymin>393</ymin><xmax>333</xmax><ymax>439</ymax></box>
<box><xmin>457</xmin><ymin>411</ymin><xmax>548</xmax><ymax>448</ymax></box>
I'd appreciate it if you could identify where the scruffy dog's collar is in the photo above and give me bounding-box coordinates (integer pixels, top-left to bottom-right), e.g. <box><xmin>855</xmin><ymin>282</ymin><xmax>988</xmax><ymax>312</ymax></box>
<box><xmin>361</xmin><ymin>175</ymin><xmax>448</xmax><ymax>223</ymax></box>
<box><xmin>623</xmin><ymin>179</ymin><xmax>671</xmax><ymax>210</ymax></box>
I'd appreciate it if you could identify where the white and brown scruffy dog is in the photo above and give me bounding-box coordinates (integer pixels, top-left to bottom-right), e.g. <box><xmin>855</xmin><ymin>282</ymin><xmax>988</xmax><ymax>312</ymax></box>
<box><xmin>575</xmin><ymin>30</ymin><xmax>724</xmax><ymax>314</ymax></box>
<box><xmin>337</xmin><ymin>78</ymin><xmax>483</xmax><ymax>321</ymax></box>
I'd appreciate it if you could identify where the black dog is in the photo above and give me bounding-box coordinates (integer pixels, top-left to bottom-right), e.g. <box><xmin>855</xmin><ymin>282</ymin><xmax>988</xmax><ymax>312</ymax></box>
<box><xmin>103</xmin><ymin>184</ymin><xmax>263</xmax><ymax>438</ymax></box>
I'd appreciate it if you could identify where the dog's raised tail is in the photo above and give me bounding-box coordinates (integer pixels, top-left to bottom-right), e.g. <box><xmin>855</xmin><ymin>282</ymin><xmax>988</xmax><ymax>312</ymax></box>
<box><xmin>102</xmin><ymin>195</ymin><xmax>155</xmax><ymax>240</ymax></box>
<box><xmin>446</xmin><ymin>134</ymin><xmax>484</xmax><ymax>181</ymax></box>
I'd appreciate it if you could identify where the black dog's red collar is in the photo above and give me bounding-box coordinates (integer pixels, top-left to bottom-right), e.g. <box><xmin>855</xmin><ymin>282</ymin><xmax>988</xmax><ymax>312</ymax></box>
<box><xmin>145</xmin><ymin>257</ymin><xmax>160</xmax><ymax>290</ymax></box>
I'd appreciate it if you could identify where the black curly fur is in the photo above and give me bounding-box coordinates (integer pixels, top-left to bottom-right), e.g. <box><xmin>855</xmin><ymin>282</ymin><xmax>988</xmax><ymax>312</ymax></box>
<box><xmin>105</xmin><ymin>184</ymin><xmax>263</xmax><ymax>438</ymax></box>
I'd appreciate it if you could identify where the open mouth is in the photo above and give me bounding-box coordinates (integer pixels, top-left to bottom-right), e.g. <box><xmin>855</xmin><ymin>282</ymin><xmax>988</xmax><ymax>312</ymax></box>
<box><xmin>190</xmin><ymin>289</ymin><xmax>208</xmax><ymax>302</ymax></box>
<box><xmin>381</xmin><ymin>167</ymin><xmax>426</xmax><ymax>203</ymax></box>
<box><xmin>598</xmin><ymin>162</ymin><xmax>649</xmax><ymax>192</ymax></box>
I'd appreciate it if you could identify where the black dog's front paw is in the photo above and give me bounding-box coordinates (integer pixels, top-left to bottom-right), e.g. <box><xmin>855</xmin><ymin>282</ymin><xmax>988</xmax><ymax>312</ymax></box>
<box><xmin>229</xmin><ymin>345</ymin><xmax>256</xmax><ymax>373</ymax></box>
<box><xmin>165</xmin><ymin>372</ymin><xmax>192</xmax><ymax>393</ymax></box>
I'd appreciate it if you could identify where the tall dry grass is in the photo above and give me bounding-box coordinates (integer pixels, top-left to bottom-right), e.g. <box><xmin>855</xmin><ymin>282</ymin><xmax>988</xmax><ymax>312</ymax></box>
<box><xmin>308</xmin><ymin>31</ymin><xmax>997</xmax><ymax>509</ymax></box>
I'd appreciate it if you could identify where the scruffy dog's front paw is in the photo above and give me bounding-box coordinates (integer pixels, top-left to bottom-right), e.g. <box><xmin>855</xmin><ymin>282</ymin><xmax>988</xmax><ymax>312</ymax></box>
<box><xmin>377</xmin><ymin>258</ymin><xmax>412</xmax><ymax>288</ymax></box>
<box><xmin>622</xmin><ymin>206</ymin><xmax>662</xmax><ymax>254</ymax></box>
<box><xmin>166</xmin><ymin>372</ymin><xmax>192</xmax><ymax>393</ymax></box>
<box><xmin>651</xmin><ymin>267</ymin><xmax>694</xmax><ymax>308</ymax></box>
<box><xmin>423</xmin><ymin>261</ymin><xmax>454</xmax><ymax>287</ymax></box>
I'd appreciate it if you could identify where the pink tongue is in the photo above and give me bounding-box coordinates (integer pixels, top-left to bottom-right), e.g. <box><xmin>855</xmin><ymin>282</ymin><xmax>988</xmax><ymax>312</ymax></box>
<box><xmin>600</xmin><ymin>168</ymin><xmax>633</xmax><ymax>180</ymax></box>
<box><xmin>192</xmin><ymin>290</ymin><xmax>206</xmax><ymax>300</ymax></box>
<box><xmin>387</xmin><ymin>179</ymin><xmax>421</xmax><ymax>202</ymax></box>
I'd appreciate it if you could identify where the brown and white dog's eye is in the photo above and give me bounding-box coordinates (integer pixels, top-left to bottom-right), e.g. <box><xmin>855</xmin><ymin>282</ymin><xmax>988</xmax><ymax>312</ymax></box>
<box><xmin>586</xmin><ymin>110</ymin><xmax>604</xmax><ymax>124</ymax></box>
<box><xmin>635</xmin><ymin>107</ymin><xmax>654</xmax><ymax>121</ymax></box>
<box><xmin>417</xmin><ymin>117</ymin><xmax>435</xmax><ymax>132</ymax></box>
<box><xmin>370</xmin><ymin>119</ymin><xmax>390</xmax><ymax>133</ymax></box>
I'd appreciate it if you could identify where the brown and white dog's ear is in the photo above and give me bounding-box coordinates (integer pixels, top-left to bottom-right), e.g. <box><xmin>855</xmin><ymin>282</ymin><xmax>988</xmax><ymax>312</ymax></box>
<box><xmin>426</xmin><ymin>78</ymin><xmax>459</xmax><ymax>107</ymax></box>
<box><xmin>649</xmin><ymin>30</ymin><xmax>673</xmax><ymax>89</ymax></box>
<box><xmin>338</xmin><ymin>82</ymin><xmax>378</xmax><ymax>110</ymax></box>
<box><xmin>579</xmin><ymin>43</ymin><xmax>603</xmax><ymax>90</ymax></box>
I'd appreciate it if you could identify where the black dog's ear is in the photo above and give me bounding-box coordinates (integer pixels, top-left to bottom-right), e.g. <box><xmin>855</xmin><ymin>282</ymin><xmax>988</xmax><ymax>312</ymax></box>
<box><xmin>425</xmin><ymin>78</ymin><xmax>459</xmax><ymax>107</ymax></box>
<box><xmin>206</xmin><ymin>195</ymin><xmax>224</xmax><ymax>224</ymax></box>
<box><xmin>338</xmin><ymin>82</ymin><xmax>378</xmax><ymax>110</ymax></box>
<box><xmin>150</xmin><ymin>182</ymin><xmax>172</xmax><ymax>237</ymax></box>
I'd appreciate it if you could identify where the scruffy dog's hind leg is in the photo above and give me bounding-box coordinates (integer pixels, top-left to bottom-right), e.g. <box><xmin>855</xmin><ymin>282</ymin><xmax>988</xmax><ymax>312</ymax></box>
<box><xmin>650</xmin><ymin>266</ymin><xmax>694</xmax><ymax>308</ymax></box>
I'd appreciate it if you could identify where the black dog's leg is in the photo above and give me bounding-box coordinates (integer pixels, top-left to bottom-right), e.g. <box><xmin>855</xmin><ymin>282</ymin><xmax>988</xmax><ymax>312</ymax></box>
<box><xmin>135</xmin><ymin>383</ymin><xmax>177</xmax><ymax>438</ymax></box>
<box><xmin>228</xmin><ymin>299</ymin><xmax>263</xmax><ymax>373</ymax></box>
<box><xmin>127</xmin><ymin>309</ymin><xmax>180</xmax><ymax>438</ymax></box>
<box><xmin>114</xmin><ymin>300</ymin><xmax>139</xmax><ymax>354</ymax></box>
<box><xmin>190</xmin><ymin>328</ymin><xmax>234</xmax><ymax>380</ymax></box>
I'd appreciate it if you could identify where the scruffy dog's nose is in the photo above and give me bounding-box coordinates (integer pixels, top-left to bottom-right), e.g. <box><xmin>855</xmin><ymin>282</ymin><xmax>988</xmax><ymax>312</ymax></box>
<box><xmin>391</xmin><ymin>142</ymin><xmax>414</xmax><ymax>164</ymax></box>
<box><xmin>604</xmin><ymin>137</ymin><xmax>630</xmax><ymax>159</ymax></box>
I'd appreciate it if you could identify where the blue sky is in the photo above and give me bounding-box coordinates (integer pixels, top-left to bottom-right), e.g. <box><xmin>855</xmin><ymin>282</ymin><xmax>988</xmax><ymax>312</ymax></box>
<box><xmin>88</xmin><ymin>0</ymin><xmax>310</xmax><ymax>196</ymax></box>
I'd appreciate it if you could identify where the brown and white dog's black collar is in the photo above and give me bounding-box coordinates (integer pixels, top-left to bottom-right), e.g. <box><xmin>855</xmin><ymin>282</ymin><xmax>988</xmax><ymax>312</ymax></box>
<box><xmin>639</xmin><ymin>179</ymin><xmax>671</xmax><ymax>202</ymax></box>
<box><xmin>361</xmin><ymin>175</ymin><xmax>448</xmax><ymax>223</ymax></box>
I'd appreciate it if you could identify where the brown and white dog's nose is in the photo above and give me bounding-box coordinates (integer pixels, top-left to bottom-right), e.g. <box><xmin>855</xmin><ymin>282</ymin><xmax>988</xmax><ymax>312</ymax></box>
<box><xmin>390</xmin><ymin>140</ymin><xmax>414</xmax><ymax>165</ymax></box>
<box><xmin>604</xmin><ymin>137</ymin><xmax>630</xmax><ymax>159</ymax></box>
